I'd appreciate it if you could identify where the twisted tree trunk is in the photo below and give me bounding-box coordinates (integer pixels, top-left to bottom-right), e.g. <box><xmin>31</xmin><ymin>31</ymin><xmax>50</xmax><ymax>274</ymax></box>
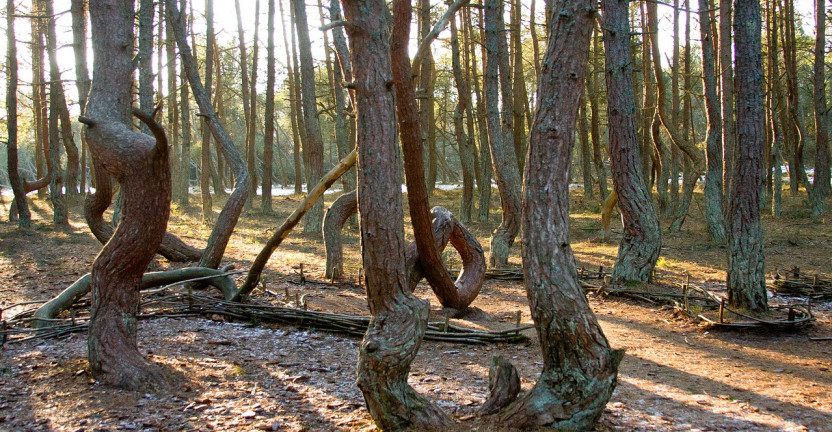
<box><xmin>84</xmin><ymin>0</ymin><xmax>173</xmax><ymax>390</ymax></box>
<box><xmin>603</xmin><ymin>0</ymin><xmax>662</xmax><ymax>283</ymax></box>
<box><xmin>499</xmin><ymin>0</ymin><xmax>622</xmax><ymax>427</ymax></box>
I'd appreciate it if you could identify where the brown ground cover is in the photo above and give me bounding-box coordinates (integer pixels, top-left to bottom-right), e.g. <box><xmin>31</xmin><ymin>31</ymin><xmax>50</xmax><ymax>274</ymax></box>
<box><xmin>1</xmin><ymin>188</ymin><xmax>830</xmax><ymax>431</ymax></box>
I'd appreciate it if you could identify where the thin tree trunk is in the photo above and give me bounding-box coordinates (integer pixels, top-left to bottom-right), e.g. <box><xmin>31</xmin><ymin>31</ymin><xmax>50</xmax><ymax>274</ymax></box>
<box><xmin>179</xmin><ymin>0</ymin><xmax>193</xmax><ymax>210</ymax></box>
<box><xmin>510</xmin><ymin>0</ymin><xmax>526</xmax><ymax>175</ymax></box>
<box><xmin>484</xmin><ymin>0</ymin><xmax>522</xmax><ymax>268</ymax></box>
<box><xmin>234</xmin><ymin>0</ymin><xmax>255</xmax><ymax>208</ymax></box>
<box><xmin>418</xmin><ymin>0</ymin><xmax>438</xmax><ymax>196</ymax></box>
<box><xmin>167</xmin><ymin>0</ymin><xmax>251</xmax><ymax>269</ymax></box>
<box><xmin>6</xmin><ymin>0</ymin><xmax>30</xmax><ymax>228</ymax></box>
<box><xmin>588</xmin><ymin>31</ymin><xmax>608</xmax><ymax>201</ymax></box>
<box><xmin>343</xmin><ymin>0</ymin><xmax>450</xmax><ymax>426</ymax></box>
<box><xmin>699</xmin><ymin>0</ymin><xmax>727</xmax><ymax>243</ymax></box>
<box><xmin>728</xmin><ymin>0</ymin><xmax>767</xmax><ymax>312</ymax></box>
<box><xmin>811</xmin><ymin>0</ymin><xmax>829</xmax><ymax>215</ymax></box>
<box><xmin>669</xmin><ymin>0</ymin><xmax>681</xmax><ymax>212</ymax></box>
<box><xmin>278</xmin><ymin>0</ymin><xmax>303</xmax><ymax>194</ymax></box>
<box><xmin>248</xmin><ymin>0</ymin><xmax>261</xmax><ymax>207</ymax></box>
<box><xmin>201</xmin><ymin>0</ymin><xmax>215</xmax><ymax>222</ymax></box>
<box><xmin>84</xmin><ymin>0</ymin><xmax>172</xmax><ymax>391</ymax></box>
<box><xmin>43</xmin><ymin>0</ymin><xmax>68</xmax><ymax>224</ymax></box>
<box><xmin>325</xmin><ymin>0</ymin><xmax>355</xmax><ymax>193</ymax></box>
<box><xmin>721</xmin><ymin>0</ymin><xmax>737</xmax><ymax>206</ymax></box>
<box><xmin>499</xmin><ymin>0</ymin><xmax>622</xmax><ymax>426</ymax></box>
<box><xmin>450</xmin><ymin>15</ymin><xmax>475</xmax><ymax>223</ymax></box>
<box><xmin>579</xmin><ymin>94</ymin><xmax>595</xmax><ymax>199</ymax></box>
<box><xmin>165</xmin><ymin>0</ymin><xmax>182</xmax><ymax>205</ymax></box>
<box><xmin>263</xmin><ymin>0</ymin><xmax>276</xmax><ymax>213</ymax></box>
<box><xmin>138</xmin><ymin>0</ymin><xmax>155</xmax><ymax>128</ymax></box>
<box><xmin>32</xmin><ymin>12</ymin><xmax>47</xmax><ymax>199</ymax></box>
<box><xmin>770</xmin><ymin>0</ymin><xmax>785</xmax><ymax>216</ymax></box>
<box><xmin>472</xmin><ymin>7</ymin><xmax>492</xmax><ymax>222</ymax></box>
<box><xmin>71</xmin><ymin>0</ymin><xmax>91</xmax><ymax>194</ymax></box>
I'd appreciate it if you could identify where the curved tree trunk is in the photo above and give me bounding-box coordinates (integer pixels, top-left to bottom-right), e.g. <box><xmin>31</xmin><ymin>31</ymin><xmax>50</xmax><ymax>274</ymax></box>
<box><xmin>341</xmin><ymin>1</ymin><xmax>450</xmax><ymax>427</ymax></box>
<box><xmin>84</xmin><ymin>0</ymin><xmax>173</xmax><ymax>390</ymax></box>
<box><xmin>484</xmin><ymin>0</ymin><xmax>522</xmax><ymax>268</ymax></box>
<box><xmin>728</xmin><ymin>0</ymin><xmax>767</xmax><ymax>312</ymax></box>
<box><xmin>167</xmin><ymin>0</ymin><xmax>250</xmax><ymax>270</ymax></box>
<box><xmin>499</xmin><ymin>0</ymin><xmax>622</xmax><ymax>427</ymax></box>
<box><xmin>323</xmin><ymin>191</ymin><xmax>357</xmax><ymax>280</ymax></box>
<box><xmin>6</xmin><ymin>0</ymin><xmax>30</xmax><ymax>228</ymax></box>
<box><xmin>699</xmin><ymin>0</ymin><xmax>727</xmax><ymax>243</ymax></box>
<box><xmin>603</xmin><ymin>0</ymin><xmax>662</xmax><ymax>284</ymax></box>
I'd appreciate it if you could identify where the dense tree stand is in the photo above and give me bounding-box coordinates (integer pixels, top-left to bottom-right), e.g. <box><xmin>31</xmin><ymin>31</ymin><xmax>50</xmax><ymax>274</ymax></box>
<box><xmin>342</xmin><ymin>0</ymin><xmax>450</xmax><ymax>428</ymax></box>
<box><xmin>83</xmin><ymin>0</ymin><xmax>174</xmax><ymax>391</ymax></box>
<box><xmin>499</xmin><ymin>0</ymin><xmax>622</xmax><ymax>427</ymax></box>
<box><xmin>603</xmin><ymin>0</ymin><xmax>661</xmax><ymax>283</ymax></box>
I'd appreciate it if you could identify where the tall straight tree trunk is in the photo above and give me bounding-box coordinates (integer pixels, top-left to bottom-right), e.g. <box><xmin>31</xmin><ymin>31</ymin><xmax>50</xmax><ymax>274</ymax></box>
<box><xmin>782</xmin><ymin>0</ymin><xmax>810</xmax><ymax>197</ymax></box>
<box><xmin>588</xmin><ymin>30</ymin><xmax>608</xmax><ymax>201</ymax></box>
<box><xmin>278</xmin><ymin>0</ymin><xmax>303</xmax><ymax>194</ymax></box>
<box><xmin>248</xmin><ymin>0</ymin><xmax>261</xmax><ymax>207</ymax></box>
<box><xmin>484</xmin><ymin>0</ymin><xmax>522</xmax><ymax>268</ymax></box>
<box><xmin>201</xmin><ymin>0</ymin><xmax>215</xmax><ymax>222</ymax></box>
<box><xmin>84</xmin><ymin>0</ymin><xmax>172</xmax><ymax>391</ymax></box>
<box><xmin>292</xmin><ymin>0</ymin><xmax>325</xmax><ymax>234</ymax></box>
<box><xmin>234</xmin><ymin>0</ymin><xmax>255</xmax><ymax>208</ymax></box>
<box><xmin>699</xmin><ymin>0</ymin><xmax>727</xmax><ymax>243</ymax></box>
<box><xmin>6</xmin><ymin>0</ymin><xmax>30</xmax><ymax>228</ymax></box>
<box><xmin>450</xmin><ymin>16</ymin><xmax>475</xmax><ymax>223</ymax></box>
<box><xmin>326</xmin><ymin>0</ymin><xmax>355</xmax><ymax>193</ymax></box>
<box><xmin>728</xmin><ymin>0</ymin><xmax>767</xmax><ymax>312</ymax></box>
<box><xmin>811</xmin><ymin>0</ymin><xmax>829</xmax><ymax>215</ymax></box>
<box><xmin>138</xmin><ymin>0</ymin><xmax>155</xmax><ymax>126</ymax></box>
<box><xmin>499</xmin><ymin>0</ymin><xmax>622</xmax><ymax>427</ymax></box>
<box><xmin>179</xmin><ymin>0</ymin><xmax>193</xmax><ymax>209</ymax></box>
<box><xmin>669</xmin><ymin>0</ymin><xmax>681</xmax><ymax>213</ymax></box>
<box><xmin>165</xmin><ymin>0</ymin><xmax>182</xmax><ymax>205</ymax></box>
<box><xmin>770</xmin><ymin>0</ymin><xmax>785</xmax><ymax>216</ymax></box>
<box><xmin>262</xmin><ymin>0</ymin><xmax>276</xmax><ymax>213</ymax></box>
<box><xmin>721</xmin><ymin>0</ymin><xmax>737</xmax><ymax>206</ymax></box>
<box><xmin>342</xmin><ymin>0</ymin><xmax>450</xmax><ymax>427</ymax></box>
<box><xmin>71</xmin><ymin>0</ymin><xmax>91</xmax><ymax>194</ymax></box>
<box><xmin>43</xmin><ymin>0</ymin><xmax>68</xmax><ymax>224</ymax></box>
<box><xmin>31</xmin><ymin>12</ymin><xmax>47</xmax><ymax>199</ymax></box>
<box><xmin>641</xmin><ymin>2</ymin><xmax>659</xmax><ymax>192</ymax></box>
<box><xmin>579</xmin><ymin>94</ymin><xmax>595</xmax><ymax>199</ymax></box>
<box><xmin>510</xmin><ymin>0</ymin><xmax>527</xmax><ymax>175</ymax></box>
<box><xmin>418</xmin><ymin>0</ymin><xmax>438</xmax><ymax>195</ymax></box>
<box><xmin>603</xmin><ymin>0</ymin><xmax>661</xmax><ymax>283</ymax></box>
<box><xmin>472</xmin><ymin>7</ymin><xmax>492</xmax><ymax>222</ymax></box>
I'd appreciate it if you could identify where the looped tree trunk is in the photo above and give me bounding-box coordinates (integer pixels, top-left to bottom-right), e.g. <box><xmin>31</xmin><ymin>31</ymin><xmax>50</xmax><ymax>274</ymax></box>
<box><xmin>405</xmin><ymin>206</ymin><xmax>485</xmax><ymax>311</ymax></box>
<box><xmin>323</xmin><ymin>191</ymin><xmax>357</xmax><ymax>280</ymax></box>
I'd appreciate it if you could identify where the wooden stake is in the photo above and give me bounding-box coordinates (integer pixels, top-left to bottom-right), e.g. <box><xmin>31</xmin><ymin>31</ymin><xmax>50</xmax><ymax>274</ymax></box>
<box><xmin>719</xmin><ymin>298</ymin><xmax>724</xmax><ymax>323</ymax></box>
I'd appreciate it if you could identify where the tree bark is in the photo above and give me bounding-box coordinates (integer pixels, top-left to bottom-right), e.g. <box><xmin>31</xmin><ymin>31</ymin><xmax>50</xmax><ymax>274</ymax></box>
<box><xmin>603</xmin><ymin>0</ymin><xmax>662</xmax><ymax>283</ymax></box>
<box><xmin>811</xmin><ymin>0</ymin><xmax>829</xmax><ymax>215</ymax></box>
<box><xmin>417</xmin><ymin>0</ymin><xmax>438</xmax><ymax>196</ymax></box>
<box><xmin>248</xmin><ymin>0</ymin><xmax>261</xmax><ymax>208</ymax></box>
<box><xmin>327</xmin><ymin>0</ymin><xmax>356</xmax><ymax>193</ymax></box>
<box><xmin>342</xmin><ymin>1</ymin><xmax>450</xmax><ymax>427</ymax></box>
<box><xmin>201</xmin><ymin>0</ymin><xmax>215</xmax><ymax>222</ymax></box>
<box><xmin>588</xmin><ymin>32</ymin><xmax>608</xmax><ymax>201</ymax></box>
<box><xmin>167</xmin><ymin>0</ymin><xmax>250</xmax><ymax>270</ymax></box>
<box><xmin>43</xmin><ymin>0</ymin><xmax>68</xmax><ymax>224</ymax></box>
<box><xmin>292</xmin><ymin>0</ymin><xmax>325</xmax><ymax>234</ymax></box>
<box><xmin>699</xmin><ymin>0</ymin><xmax>727</xmax><ymax>243</ymax></box>
<box><xmin>391</xmin><ymin>0</ymin><xmax>469</xmax><ymax>310</ymax></box>
<box><xmin>323</xmin><ymin>191</ymin><xmax>357</xmax><ymax>280</ymax></box>
<box><xmin>277</xmin><ymin>0</ymin><xmax>304</xmax><ymax>195</ymax></box>
<box><xmin>84</xmin><ymin>0</ymin><xmax>173</xmax><ymax>391</ymax></box>
<box><xmin>471</xmin><ymin>7</ymin><xmax>492</xmax><ymax>222</ymax></box>
<box><xmin>262</xmin><ymin>0</ymin><xmax>276</xmax><ymax>213</ymax></box>
<box><xmin>510</xmin><ymin>0</ymin><xmax>527</xmax><ymax>175</ymax></box>
<box><xmin>728</xmin><ymin>0</ymin><xmax>767</xmax><ymax>312</ymax></box>
<box><xmin>579</xmin><ymin>93</ymin><xmax>595</xmax><ymax>199</ymax></box>
<box><xmin>450</xmin><ymin>15</ymin><xmax>475</xmax><ymax>223</ymax></box>
<box><xmin>484</xmin><ymin>0</ymin><xmax>522</xmax><ymax>268</ymax></box>
<box><xmin>72</xmin><ymin>0</ymin><xmax>91</xmax><ymax>194</ymax></box>
<box><xmin>234</xmin><ymin>0</ymin><xmax>256</xmax><ymax>209</ymax></box>
<box><xmin>720</xmin><ymin>0</ymin><xmax>737</xmax><ymax>207</ymax></box>
<box><xmin>138</xmin><ymin>0</ymin><xmax>155</xmax><ymax>128</ymax></box>
<box><xmin>499</xmin><ymin>0</ymin><xmax>622</xmax><ymax>427</ymax></box>
<box><xmin>6</xmin><ymin>0</ymin><xmax>30</xmax><ymax>228</ymax></box>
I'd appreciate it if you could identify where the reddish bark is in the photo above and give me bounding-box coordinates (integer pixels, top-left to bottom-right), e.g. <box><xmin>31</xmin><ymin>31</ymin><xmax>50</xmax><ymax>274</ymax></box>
<box><xmin>84</xmin><ymin>0</ymin><xmax>173</xmax><ymax>390</ymax></box>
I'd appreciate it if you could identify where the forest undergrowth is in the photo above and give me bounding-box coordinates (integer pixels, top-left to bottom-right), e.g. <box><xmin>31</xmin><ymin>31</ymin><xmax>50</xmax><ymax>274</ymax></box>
<box><xmin>0</xmin><ymin>187</ymin><xmax>830</xmax><ymax>431</ymax></box>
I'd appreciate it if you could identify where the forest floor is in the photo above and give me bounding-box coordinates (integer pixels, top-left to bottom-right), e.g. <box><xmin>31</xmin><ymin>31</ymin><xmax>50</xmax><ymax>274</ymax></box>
<box><xmin>0</xmin><ymin>187</ymin><xmax>831</xmax><ymax>432</ymax></box>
